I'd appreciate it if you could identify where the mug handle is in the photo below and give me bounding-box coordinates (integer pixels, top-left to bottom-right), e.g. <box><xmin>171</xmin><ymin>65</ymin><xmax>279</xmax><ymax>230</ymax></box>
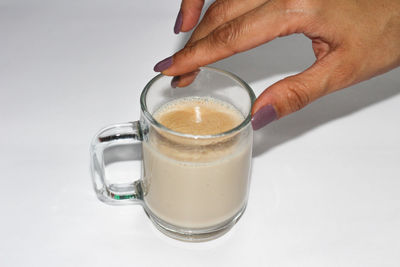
<box><xmin>90</xmin><ymin>121</ymin><xmax>144</xmax><ymax>205</ymax></box>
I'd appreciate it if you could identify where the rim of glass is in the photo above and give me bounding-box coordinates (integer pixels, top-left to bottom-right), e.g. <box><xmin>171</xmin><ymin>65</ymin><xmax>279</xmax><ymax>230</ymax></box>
<box><xmin>140</xmin><ymin>66</ymin><xmax>256</xmax><ymax>139</ymax></box>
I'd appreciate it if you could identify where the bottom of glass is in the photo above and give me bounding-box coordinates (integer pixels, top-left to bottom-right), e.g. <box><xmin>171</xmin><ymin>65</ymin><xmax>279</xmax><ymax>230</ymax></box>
<box><xmin>143</xmin><ymin>204</ymin><xmax>247</xmax><ymax>242</ymax></box>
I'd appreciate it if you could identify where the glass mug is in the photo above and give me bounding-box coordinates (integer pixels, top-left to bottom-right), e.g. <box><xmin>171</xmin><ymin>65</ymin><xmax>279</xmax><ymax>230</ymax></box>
<box><xmin>90</xmin><ymin>67</ymin><xmax>256</xmax><ymax>241</ymax></box>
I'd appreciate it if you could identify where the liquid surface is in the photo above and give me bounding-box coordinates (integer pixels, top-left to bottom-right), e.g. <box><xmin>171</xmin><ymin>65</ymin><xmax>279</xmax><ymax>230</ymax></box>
<box><xmin>153</xmin><ymin>97</ymin><xmax>243</xmax><ymax>135</ymax></box>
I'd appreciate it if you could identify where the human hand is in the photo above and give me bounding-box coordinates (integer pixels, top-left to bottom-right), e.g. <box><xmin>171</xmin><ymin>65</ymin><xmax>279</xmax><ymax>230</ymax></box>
<box><xmin>154</xmin><ymin>0</ymin><xmax>400</xmax><ymax>130</ymax></box>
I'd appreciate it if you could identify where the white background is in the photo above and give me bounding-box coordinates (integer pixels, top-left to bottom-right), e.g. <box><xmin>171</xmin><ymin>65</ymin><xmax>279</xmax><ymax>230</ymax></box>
<box><xmin>1</xmin><ymin>0</ymin><xmax>399</xmax><ymax>266</ymax></box>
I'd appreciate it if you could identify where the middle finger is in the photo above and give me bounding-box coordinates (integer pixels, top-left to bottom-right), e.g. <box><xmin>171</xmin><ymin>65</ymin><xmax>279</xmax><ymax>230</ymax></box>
<box><xmin>187</xmin><ymin>0</ymin><xmax>268</xmax><ymax>45</ymax></box>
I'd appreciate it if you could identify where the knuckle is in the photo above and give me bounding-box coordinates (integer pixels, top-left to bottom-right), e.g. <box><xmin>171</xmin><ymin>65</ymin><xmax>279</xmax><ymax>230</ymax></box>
<box><xmin>211</xmin><ymin>20</ymin><xmax>240</xmax><ymax>48</ymax></box>
<box><xmin>179</xmin><ymin>44</ymin><xmax>201</xmax><ymax>68</ymax></box>
<box><xmin>180</xmin><ymin>43</ymin><xmax>196</xmax><ymax>58</ymax></box>
<box><xmin>281</xmin><ymin>0</ymin><xmax>310</xmax><ymax>9</ymax></box>
<box><xmin>283</xmin><ymin>79</ymin><xmax>311</xmax><ymax>112</ymax></box>
<box><xmin>280</xmin><ymin>0</ymin><xmax>319</xmax><ymax>16</ymax></box>
<box><xmin>203</xmin><ymin>1</ymin><xmax>227</xmax><ymax>26</ymax></box>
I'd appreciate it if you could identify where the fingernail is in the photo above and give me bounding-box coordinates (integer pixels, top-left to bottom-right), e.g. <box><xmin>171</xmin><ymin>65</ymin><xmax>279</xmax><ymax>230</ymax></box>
<box><xmin>174</xmin><ymin>10</ymin><xmax>183</xmax><ymax>34</ymax></box>
<box><xmin>251</xmin><ymin>105</ymin><xmax>277</xmax><ymax>130</ymax></box>
<box><xmin>171</xmin><ymin>76</ymin><xmax>180</xmax><ymax>88</ymax></box>
<box><xmin>154</xmin><ymin>56</ymin><xmax>173</xmax><ymax>72</ymax></box>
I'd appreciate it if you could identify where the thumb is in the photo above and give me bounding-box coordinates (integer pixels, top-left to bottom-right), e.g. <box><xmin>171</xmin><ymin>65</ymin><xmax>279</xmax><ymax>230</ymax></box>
<box><xmin>251</xmin><ymin>59</ymin><xmax>335</xmax><ymax>130</ymax></box>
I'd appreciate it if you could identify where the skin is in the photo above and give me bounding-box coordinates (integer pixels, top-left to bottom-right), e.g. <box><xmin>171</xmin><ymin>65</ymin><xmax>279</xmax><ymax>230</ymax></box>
<box><xmin>157</xmin><ymin>0</ymin><xmax>400</xmax><ymax>127</ymax></box>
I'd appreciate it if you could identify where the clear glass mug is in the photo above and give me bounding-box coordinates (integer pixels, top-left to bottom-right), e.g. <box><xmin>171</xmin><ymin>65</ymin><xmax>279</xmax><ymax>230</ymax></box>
<box><xmin>90</xmin><ymin>67</ymin><xmax>256</xmax><ymax>241</ymax></box>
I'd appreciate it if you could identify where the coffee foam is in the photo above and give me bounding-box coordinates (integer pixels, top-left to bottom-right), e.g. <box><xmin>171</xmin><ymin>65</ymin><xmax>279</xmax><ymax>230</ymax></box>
<box><xmin>153</xmin><ymin>97</ymin><xmax>244</xmax><ymax>136</ymax></box>
<box><xmin>149</xmin><ymin>97</ymin><xmax>247</xmax><ymax>162</ymax></box>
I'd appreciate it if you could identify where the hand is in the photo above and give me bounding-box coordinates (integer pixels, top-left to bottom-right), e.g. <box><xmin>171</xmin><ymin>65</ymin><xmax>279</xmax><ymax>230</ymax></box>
<box><xmin>154</xmin><ymin>0</ymin><xmax>400</xmax><ymax>130</ymax></box>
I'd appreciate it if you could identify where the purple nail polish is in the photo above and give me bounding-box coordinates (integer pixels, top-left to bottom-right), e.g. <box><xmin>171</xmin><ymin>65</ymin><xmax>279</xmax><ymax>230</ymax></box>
<box><xmin>251</xmin><ymin>105</ymin><xmax>277</xmax><ymax>130</ymax></box>
<box><xmin>153</xmin><ymin>56</ymin><xmax>173</xmax><ymax>72</ymax></box>
<box><xmin>171</xmin><ymin>76</ymin><xmax>180</xmax><ymax>88</ymax></box>
<box><xmin>174</xmin><ymin>10</ymin><xmax>183</xmax><ymax>34</ymax></box>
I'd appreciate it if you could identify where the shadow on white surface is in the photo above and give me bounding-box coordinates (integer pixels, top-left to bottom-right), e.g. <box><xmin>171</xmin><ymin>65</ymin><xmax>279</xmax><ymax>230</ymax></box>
<box><xmin>250</xmin><ymin>71</ymin><xmax>400</xmax><ymax>157</ymax></box>
<box><xmin>177</xmin><ymin>33</ymin><xmax>400</xmax><ymax>157</ymax></box>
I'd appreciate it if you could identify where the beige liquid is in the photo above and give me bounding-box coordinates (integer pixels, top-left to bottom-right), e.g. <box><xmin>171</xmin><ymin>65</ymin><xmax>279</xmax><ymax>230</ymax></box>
<box><xmin>142</xmin><ymin>97</ymin><xmax>252</xmax><ymax>229</ymax></box>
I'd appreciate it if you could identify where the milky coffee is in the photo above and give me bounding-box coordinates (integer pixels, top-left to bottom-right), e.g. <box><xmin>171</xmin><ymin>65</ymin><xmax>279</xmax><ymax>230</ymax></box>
<box><xmin>142</xmin><ymin>97</ymin><xmax>252</xmax><ymax>229</ymax></box>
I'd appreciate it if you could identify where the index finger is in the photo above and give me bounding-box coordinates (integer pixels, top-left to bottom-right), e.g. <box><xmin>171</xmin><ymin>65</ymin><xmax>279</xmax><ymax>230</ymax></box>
<box><xmin>159</xmin><ymin>1</ymin><xmax>308</xmax><ymax>76</ymax></box>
